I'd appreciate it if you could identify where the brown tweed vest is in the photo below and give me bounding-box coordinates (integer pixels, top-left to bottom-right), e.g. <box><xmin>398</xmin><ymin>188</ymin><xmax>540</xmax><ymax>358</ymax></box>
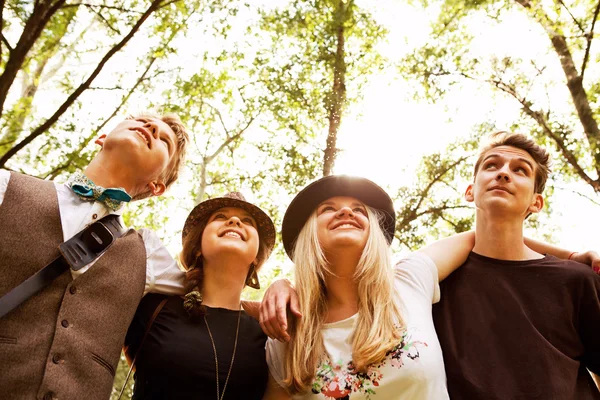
<box><xmin>0</xmin><ymin>172</ymin><xmax>147</xmax><ymax>400</ymax></box>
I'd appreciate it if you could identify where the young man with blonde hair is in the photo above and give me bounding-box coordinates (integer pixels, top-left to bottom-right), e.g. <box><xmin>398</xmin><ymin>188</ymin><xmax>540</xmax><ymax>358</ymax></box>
<box><xmin>0</xmin><ymin>114</ymin><xmax>190</xmax><ymax>400</ymax></box>
<box><xmin>433</xmin><ymin>131</ymin><xmax>600</xmax><ymax>399</ymax></box>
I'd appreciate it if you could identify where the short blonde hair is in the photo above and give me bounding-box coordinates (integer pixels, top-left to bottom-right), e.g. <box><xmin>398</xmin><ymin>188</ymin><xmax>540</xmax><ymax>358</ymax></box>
<box><xmin>130</xmin><ymin>113</ymin><xmax>190</xmax><ymax>200</ymax></box>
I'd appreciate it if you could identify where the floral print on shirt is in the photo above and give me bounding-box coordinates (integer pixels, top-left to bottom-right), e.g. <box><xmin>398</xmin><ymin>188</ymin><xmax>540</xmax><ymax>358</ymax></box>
<box><xmin>311</xmin><ymin>328</ymin><xmax>427</xmax><ymax>400</ymax></box>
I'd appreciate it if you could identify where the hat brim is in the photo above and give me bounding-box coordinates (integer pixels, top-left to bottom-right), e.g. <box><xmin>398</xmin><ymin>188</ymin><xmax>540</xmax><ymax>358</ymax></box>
<box><xmin>281</xmin><ymin>175</ymin><xmax>396</xmax><ymax>258</ymax></box>
<box><xmin>182</xmin><ymin>197</ymin><xmax>276</xmax><ymax>260</ymax></box>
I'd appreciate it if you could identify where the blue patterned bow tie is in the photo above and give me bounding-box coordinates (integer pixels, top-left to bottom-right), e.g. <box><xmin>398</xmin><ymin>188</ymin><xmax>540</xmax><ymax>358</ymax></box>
<box><xmin>66</xmin><ymin>172</ymin><xmax>131</xmax><ymax>211</ymax></box>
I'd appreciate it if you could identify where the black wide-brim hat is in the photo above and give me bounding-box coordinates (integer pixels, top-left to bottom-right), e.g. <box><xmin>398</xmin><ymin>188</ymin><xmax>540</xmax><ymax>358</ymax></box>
<box><xmin>182</xmin><ymin>192</ymin><xmax>276</xmax><ymax>261</ymax></box>
<box><xmin>281</xmin><ymin>175</ymin><xmax>396</xmax><ymax>257</ymax></box>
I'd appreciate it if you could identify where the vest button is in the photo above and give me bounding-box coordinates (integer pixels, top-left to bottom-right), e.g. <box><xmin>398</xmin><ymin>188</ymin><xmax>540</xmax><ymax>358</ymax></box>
<box><xmin>93</xmin><ymin>213</ymin><xmax>98</xmax><ymax>220</ymax></box>
<box><xmin>43</xmin><ymin>393</ymin><xmax>54</xmax><ymax>400</ymax></box>
<box><xmin>52</xmin><ymin>354</ymin><xmax>62</xmax><ymax>364</ymax></box>
<box><xmin>69</xmin><ymin>286</ymin><xmax>77</xmax><ymax>294</ymax></box>
<box><xmin>61</xmin><ymin>320</ymin><xmax>69</xmax><ymax>328</ymax></box>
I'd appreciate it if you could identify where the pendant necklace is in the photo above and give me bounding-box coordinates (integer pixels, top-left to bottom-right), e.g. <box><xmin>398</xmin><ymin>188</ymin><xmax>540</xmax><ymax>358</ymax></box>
<box><xmin>204</xmin><ymin>306</ymin><xmax>242</xmax><ymax>400</ymax></box>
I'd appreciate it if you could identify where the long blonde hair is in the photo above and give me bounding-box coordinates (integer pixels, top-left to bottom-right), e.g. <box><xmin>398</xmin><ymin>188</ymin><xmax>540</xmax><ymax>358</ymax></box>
<box><xmin>283</xmin><ymin>206</ymin><xmax>403</xmax><ymax>394</ymax></box>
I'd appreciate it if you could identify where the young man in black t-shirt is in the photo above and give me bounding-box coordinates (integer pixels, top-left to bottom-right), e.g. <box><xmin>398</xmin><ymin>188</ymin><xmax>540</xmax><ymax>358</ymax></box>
<box><xmin>433</xmin><ymin>132</ymin><xmax>600</xmax><ymax>399</ymax></box>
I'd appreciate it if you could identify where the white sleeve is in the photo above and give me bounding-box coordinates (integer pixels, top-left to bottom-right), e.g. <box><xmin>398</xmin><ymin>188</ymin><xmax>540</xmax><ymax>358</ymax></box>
<box><xmin>0</xmin><ymin>169</ymin><xmax>11</xmax><ymax>207</ymax></box>
<box><xmin>394</xmin><ymin>252</ymin><xmax>441</xmax><ymax>304</ymax></box>
<box><xmin>266</xmin><ymin>338</ymin><xmax>288</xmax><ymax>387</ymax></box>
<box><xmin>140</xmin><ymin>228</ymin><xmax>186</xmax><ymax>296</ymax></box>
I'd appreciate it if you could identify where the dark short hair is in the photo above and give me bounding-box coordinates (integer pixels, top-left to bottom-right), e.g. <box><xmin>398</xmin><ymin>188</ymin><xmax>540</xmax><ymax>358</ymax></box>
<box><xmin>474</xmin><ymin>131</ymin><xmax>551</xmax><ymax>194</ymax></box>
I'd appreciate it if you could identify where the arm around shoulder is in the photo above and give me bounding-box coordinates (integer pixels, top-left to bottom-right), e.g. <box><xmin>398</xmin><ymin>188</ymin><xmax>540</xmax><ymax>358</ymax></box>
<box><xmin>524</xmin><ymin>237</ymin><xmax>574</xmax><ymax>259</ymax></box>
<box><xmin>417</xmin><ymin>231</ymin><xmax>475</xmax><ymax>281</ymax></box>
<box><xmin>242</xmin><ymin>300</ymin><xmax>260</xmax><ymax>320</ymax></box>
<box><xmin>525</xmin><ymin>237</ymin><xmax>600</xmax><ymax>273</ymax></box>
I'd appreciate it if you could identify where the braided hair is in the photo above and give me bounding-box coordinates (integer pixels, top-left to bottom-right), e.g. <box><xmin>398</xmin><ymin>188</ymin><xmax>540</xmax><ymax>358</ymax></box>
<box><xmin>179</xmin><ymin>219</ymin><xmax>207</xmax><ymax>317</ymax></box>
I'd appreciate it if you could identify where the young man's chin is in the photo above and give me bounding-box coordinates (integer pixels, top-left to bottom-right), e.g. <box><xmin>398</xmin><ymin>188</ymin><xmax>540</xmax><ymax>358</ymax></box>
<box><xmin>478</xmin><ymin>198</ymin><xmax>521</xmax><ymax>213</ymax></box>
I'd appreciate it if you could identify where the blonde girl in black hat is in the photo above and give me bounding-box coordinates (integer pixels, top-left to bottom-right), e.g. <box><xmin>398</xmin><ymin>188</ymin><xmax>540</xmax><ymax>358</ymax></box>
<box><xmin>124</xmin><ymin>192</ymin><xmax>275</xmax><ymax>400</ymax></box>
<box><xmin>262</xmin><ymin>175</ymin><xmax>475</xmax><ymax>400</ymax></box>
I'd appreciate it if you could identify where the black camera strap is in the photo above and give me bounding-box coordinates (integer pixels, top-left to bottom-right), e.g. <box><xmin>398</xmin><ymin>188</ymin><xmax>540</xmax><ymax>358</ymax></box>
<box><xmin>0</xmin><ymin>214</ymin><xmax>128</xmax><ymax>319</ymax></box>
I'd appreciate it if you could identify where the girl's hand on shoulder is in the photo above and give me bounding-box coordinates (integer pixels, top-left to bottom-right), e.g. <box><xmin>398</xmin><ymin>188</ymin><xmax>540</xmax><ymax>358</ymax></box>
<box><xmin>570</xmin><ymin>251</ymin><xmax>600</xmax><ymax>275</ymax></box>
<box><xmin>259</xmin><ymin>278</ymin><xmax>302</xmax><ymax>342</ymax></box>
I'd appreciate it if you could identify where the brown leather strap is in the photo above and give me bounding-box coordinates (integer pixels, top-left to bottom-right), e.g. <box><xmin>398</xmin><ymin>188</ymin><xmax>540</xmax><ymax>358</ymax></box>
<box><xmin>118</xmin><ymin>297</ymin><xmax>168</xmax><ymax>400</ymax></box>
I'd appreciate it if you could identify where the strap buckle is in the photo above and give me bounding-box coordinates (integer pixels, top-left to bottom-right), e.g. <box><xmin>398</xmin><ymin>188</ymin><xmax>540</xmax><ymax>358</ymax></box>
<box><xmin>59</xmin><ymin>221</ymin><xmax>115</xmax><ymax>271</ymax></box>
<box><xmin>82</xmin><ymin>221</ymin><xmax>114</xmax><ymax>252</ymax></box>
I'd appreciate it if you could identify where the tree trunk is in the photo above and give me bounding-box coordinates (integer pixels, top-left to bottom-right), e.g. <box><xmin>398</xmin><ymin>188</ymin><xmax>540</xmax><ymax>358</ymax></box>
<box><xmin>548</xmin><ymin>34</ymin><xmax>600</xmax><ymax>174</ymax></box>
<box><xmin>322</xmin><ymin>0</ymin><xmax>348</xmax><ymax>177</ymax></box>
<box><xmin>0</xmin><ymin>0</ymin><xmax>6</xmax><ymax>60</ymax></box>
<box><xmin>196</xmin><ymin>158</ymin><xmax>208</xmax><ymax>203</ymax></box>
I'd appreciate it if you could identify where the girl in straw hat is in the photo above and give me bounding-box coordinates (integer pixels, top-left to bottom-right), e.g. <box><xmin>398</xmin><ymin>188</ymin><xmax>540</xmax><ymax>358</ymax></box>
<box><xmin>124</xmin><ymin>192</ymin><xmax>275</xmax><ymax>399</ymax></box>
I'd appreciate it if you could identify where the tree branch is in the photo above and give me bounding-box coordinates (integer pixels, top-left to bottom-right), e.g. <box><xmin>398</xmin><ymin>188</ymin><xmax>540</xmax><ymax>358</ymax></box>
<box><xmin>88</xmin><ymin>86</ymin><xmax>125</xmax><ymax>90</ymax></box>
<box><xmin>0</xmin><ymin>0</ymin><xmax>67</xmax><ymax>117</ymax></box>
<box><xmin>439</xmin><ymin>214</ymin><xmax>460</xmax><ymax>230</ymax></box>
<box><xmin>42</xmin><ymin>4</ymin><xmax>197</xmax><ymax>179</ymax></box>
<box><xmin>581</xmin><ymin>0</ymin><xmax>600</xmax><ymax>78</ymax></box>
<box><xmin>206</xmin><ymin>114</ymin><xmax>256</xmax><ymax>162</ymax></box>
<box><xmin>555</xmin><ymin>185</ymin><xmax>600</xmax><ymax>207</ymax></box>
<box><xmin>0</xmin><ymin>0</ymin><xmax>163</xmax><ymax>169</ymax></box>
<box><xmin>61</xmin><ymin>3</ymin><xmax>143</xmax><ymax>13</ymax></box>
<box><xmin>0</xmin><ymin>33</ymin><xmax>12</xmax><ymax>53</ymax></box>
<box><xmin>159</xmin><ymin>0</ymin><xmax>182</xmax><ymax>9</ymax></box>
<box><xmin>203</xmin><ymin>101</ymin><xmax>231</xmax><ymax>136</ymax></box>
<box><xmin>43</xmin><ymin>59</ymin><xmax>159</xmax><ymax>179</ymax></box>
<box><xmin>413</xmin><ymin>156</ymin><xmax>469</xmax><ymax>214</ymax></box>
<box><xmin>397</xmin><ymin>155</ymin><xmax>470</xmax><ymax>230</ymax></box>
<box><xmin>0</xmin><ymin>0</ymin><xmax>4</xmax><ymax>60</ymax></box>
<box><xmin>492</xmin><ymin>79</ymin><xmax>600</xmax><ymax>191</ymax></box>
<box><xmin>323</xmin><ymin>2</ymin><xmax>347</xmax><ymax>177</ymax></box>
<box><xmin>557</xmin><ymin>0</ymin><xmax>586</xmax><ymax>34</ymax></box>
<box><xmin>88</xmin><ymin>7</ymin><xmax>121</xmax><ymax>35</ymax></box>
<box><xmin>433</xmin><ymin>6</ymin><xmax>464</xmax><ymax>39</ymax></box>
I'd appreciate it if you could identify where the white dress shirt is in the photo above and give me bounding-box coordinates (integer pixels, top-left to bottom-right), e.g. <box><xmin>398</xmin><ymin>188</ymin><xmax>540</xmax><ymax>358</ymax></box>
<box><xmin>0</xmin><ymin>169</ymin><xmax>185</xmax><ymax>296</ymax></box>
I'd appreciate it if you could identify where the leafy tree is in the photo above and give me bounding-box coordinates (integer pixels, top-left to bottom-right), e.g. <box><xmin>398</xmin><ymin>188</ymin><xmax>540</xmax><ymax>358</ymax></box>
<box><xmin>400</xmin><ymin>0</ymin><xmax>600</xmax><ymax>193</ymax></box>
<box><xmin>255</xmin><ymin>0</ymin><xmax>387</xmax><ymax>177</ymax></box>
<box><xmin>394</xmin><ymin>134</ymin><xmax>478</xmax><ymax>250</ymax></box>
<box><xmin>0</xmin><ymin>0</ymin><xmax>186</xmax><ymax>169</ymax></box>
